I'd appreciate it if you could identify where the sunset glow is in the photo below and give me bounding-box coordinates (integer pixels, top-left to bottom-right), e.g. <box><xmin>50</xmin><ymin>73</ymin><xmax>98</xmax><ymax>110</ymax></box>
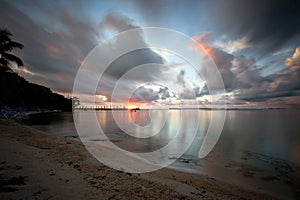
<box><xmin>1</xmin><ymin>1</ymin><xmax>299</xmax><ymax>109</ymax></box>
<box><xmin>1</xmin><ymin>1</ymin><xmax>300</xmax><ymax>199</ymax></box>
<box><xmin>126</xmin><ymin>104</ymin><xmax>139</xmax><ymax>110</ymax></box>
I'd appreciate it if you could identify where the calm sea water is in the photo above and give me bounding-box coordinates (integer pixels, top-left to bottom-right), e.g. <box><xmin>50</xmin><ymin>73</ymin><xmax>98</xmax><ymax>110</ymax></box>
<box><xmin>26</xmin><ymin>109</ymin><xmax>300</xmax><ymax>199</ymax></box>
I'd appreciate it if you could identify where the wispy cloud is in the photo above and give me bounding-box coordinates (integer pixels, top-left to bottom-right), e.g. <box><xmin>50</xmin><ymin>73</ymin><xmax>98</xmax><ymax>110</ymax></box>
<box><xmin>214</xmin><ymin>37</ymin><xmax>253</xmax><ymax>54</ymax></box>
<box><xmin>272</xmin><ymin>47</ymin><xmax>294</xmax><ymax>56</ymax></box>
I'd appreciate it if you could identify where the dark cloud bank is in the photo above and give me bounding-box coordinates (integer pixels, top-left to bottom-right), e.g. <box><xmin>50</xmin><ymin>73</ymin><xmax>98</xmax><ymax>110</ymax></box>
<box><xmin>206</xmin><ymin>0</ymin><xmax>300</xmax><ymax>55</ymax></box>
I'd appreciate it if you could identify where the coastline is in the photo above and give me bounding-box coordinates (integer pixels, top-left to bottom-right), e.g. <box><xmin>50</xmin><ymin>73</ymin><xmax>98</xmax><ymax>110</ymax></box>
<box><xmin>0</xmin><ymin>119</ymin><xmax>275</xmax><ymax>199</ymax></box>
<box><xmin>0</xmin><ymin>106</ymin><xmax>63</xmax><ymax>120</ymax></box>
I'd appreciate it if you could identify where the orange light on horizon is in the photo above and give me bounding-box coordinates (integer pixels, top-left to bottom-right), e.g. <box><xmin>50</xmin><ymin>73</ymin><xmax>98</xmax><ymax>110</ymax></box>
<box><xmin>126</xmin><ymin>104</ymin><xmax>139</xmax><ymax>110</ymax></box>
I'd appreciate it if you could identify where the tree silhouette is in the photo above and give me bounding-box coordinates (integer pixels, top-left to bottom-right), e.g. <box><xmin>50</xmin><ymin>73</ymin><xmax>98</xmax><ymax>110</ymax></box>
<box><xmin>72</xmin><ymin>97</ymin><xmax>80</xmax><ymax>108</ymax></box>
<box><xmin>0</xmin><ymin>28</ymin><xmax>72</xmax><ymax>110</ymax></box>
<box><xmin>0</xmin><ymin>28</ymin><xmax>24</xmax><ymax>72</ymax></box>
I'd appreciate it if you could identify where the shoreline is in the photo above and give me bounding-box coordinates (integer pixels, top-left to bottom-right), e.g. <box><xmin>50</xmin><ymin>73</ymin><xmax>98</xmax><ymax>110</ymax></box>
<box><xmin>0</xmin><ymin>106</ymin><xmax>63</xmax><ymax>120</ymax></box>
<box><xmin>0</xmin><ymin>119</ymin><xmax>275</xmax><ymax>199</ymax></box>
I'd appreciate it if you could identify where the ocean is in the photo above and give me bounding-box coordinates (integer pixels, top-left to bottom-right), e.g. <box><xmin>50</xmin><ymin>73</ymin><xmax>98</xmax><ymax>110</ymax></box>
<box><xmin>25</xmin><ymin>109</ymin><xmax>300</xmax><ymax>199</ymax></box>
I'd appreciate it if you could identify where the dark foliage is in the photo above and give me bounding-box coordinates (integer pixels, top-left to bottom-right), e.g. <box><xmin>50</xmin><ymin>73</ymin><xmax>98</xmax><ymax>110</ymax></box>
<box><xmin>0</xmin><ymin>28</ymin><xmax>24</xmax><ymax>72</ymax></box>
<box><xmin>0</xmin><ymin>28</ymin><xmax>71</xmax><ymax>111</ymax></box>
<box><xmin>0</xmin><ymin>70</ymin><xmax>72</xmax><ymax>111</ymax></box>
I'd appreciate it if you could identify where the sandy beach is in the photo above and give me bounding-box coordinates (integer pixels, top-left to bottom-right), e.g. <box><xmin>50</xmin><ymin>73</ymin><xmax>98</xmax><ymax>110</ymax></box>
<box><xmin>0</xmin><ymin>119</ymin><xmax>275</xmax><ymax>199</ymax></box>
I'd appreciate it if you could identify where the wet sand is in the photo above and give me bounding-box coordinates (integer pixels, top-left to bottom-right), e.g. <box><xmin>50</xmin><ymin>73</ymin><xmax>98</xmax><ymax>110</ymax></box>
<box><xmin>0</xmin><ymin>119</ymin><xmax>275</xmax><ymax>199</ymax></box>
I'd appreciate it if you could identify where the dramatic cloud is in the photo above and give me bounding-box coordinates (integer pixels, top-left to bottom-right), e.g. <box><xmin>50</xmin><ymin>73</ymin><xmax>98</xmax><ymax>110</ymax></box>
<box><xmin>285</xmin><ymin>47</ymin><xmax>300</xmax><ymax>72</ymax></box>
<box><xmin>274</xmin><ymin>47</ymin><xmax>300</xmax><ymax>91</ymax></box>
<box><xmin>193</xmin><ymin>34</ymin><xmax>234</xmax><ymax>90</ymax></box>
<box><xmin>95</xmin><ymin>12</ymin><xmax>167</xmax><ymax>102</ymax></box>
<box><xmin>1</xmin><ymin>1</ymin><xmax>299</xmax><ymax>107</ymax></box>
<box><xmin>125</xmin><ymin>0</ymin><xmax>300</xmax><ymax>55</ymax></box>
<box><xmin>0</xmin><ymin>1</ymin><xmax>98</xmax><ymax>93</ymax></box>
<box><xmin>129</xmin><ymin>86</ymin><xmax>159</xmax><ymax>103</ymax></box>
<box><xmin>192</xmin><ymin>34</ymin><xmax>300</xmax><ymax>105</ymax></box>
<box><xmin>0</xmin><ymin>3</ymin><xmax>164</xmax><ymax>101</ymax></box>
<box><xmin>210</xmin><ymin>0</ymin><xmax>300</xmax><ymax>54</ymax></box>
<box><xmin>104</xmin><ymin>49</ymin><xmax>163</xmax><ymax>80</ymax></box>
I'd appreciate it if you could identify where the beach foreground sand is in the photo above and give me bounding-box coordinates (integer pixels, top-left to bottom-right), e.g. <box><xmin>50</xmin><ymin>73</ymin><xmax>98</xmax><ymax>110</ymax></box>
<box><xmin>0</xmin><ymin>119</ymin><xmax>274</xmax><ymax>199</ymax></box>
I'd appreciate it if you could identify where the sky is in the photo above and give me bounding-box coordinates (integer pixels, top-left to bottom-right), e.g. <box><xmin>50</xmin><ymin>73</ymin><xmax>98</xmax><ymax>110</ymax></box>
<box><xmin>1</xmin><ymin>0</ymin><xmax>300</xmax><ymax>108</ymax></box>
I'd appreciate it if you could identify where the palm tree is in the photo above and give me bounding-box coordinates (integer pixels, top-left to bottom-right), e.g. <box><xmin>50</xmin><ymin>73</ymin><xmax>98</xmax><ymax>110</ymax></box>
<box><xmin>0</xmin><ymin>28</ymin><xmax>24</xmax><ymax>72</ymax></box>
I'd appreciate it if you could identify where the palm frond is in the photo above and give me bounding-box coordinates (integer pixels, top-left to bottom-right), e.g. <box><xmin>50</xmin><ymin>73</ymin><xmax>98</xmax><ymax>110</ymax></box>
<box><xmin>0</xmin><ymin>28</ymin><xmax>24</xmax><ymax>70</ymax></box>
<box><xmin>0</xmin><ymin>29</ymin><xmax>12</xmax><ymax>44</ymax></box>
<box><xmin>2</xmin><ymin>52</ymin><xmax>24</xmax><ymax>67</ymax></box>
<box><xmin>0</xmin><ymin>41</ymin><xmax>24</xmax><ymax>52</ymax></box>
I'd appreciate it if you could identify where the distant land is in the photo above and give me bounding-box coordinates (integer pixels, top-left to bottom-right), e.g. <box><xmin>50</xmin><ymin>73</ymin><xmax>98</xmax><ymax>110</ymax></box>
<box><xmin>74</xmin><ymin>105</ymin><xmax>286</xmax><ymax>111</ymax></box>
